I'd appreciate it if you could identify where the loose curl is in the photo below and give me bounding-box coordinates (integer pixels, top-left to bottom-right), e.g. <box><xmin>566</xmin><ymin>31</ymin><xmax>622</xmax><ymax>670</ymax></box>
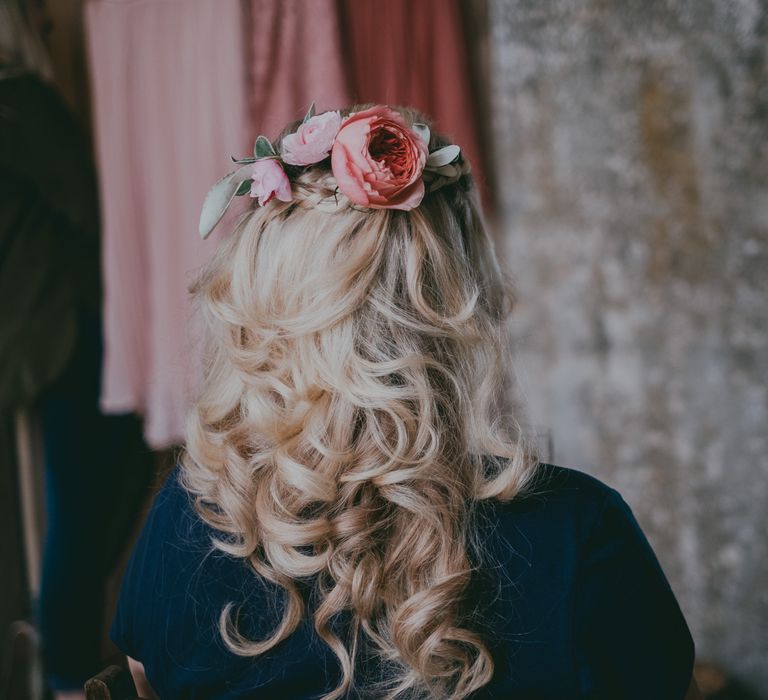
<box><xmin>181</xmin><ymin>104</ymin><xmax>540</xmax><ymax>699</ymax></box>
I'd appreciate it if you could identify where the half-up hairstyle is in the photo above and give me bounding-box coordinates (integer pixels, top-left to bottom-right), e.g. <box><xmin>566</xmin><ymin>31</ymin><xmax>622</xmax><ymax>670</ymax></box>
<box><xmin>181</xmin><ymin>103</ymin><xmax>540</xmax><ymax>700</ymax></box>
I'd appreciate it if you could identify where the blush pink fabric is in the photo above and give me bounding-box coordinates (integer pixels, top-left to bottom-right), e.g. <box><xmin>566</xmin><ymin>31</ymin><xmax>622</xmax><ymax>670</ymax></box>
<box><xmin>86</xmin><ymin>0</ymin><xmax>351</xmax><ymax>448</ymax></box>
<box><xmin>85</xmin><ymin>0</ymin><xmax>251</xmax><ymax>448</ymax></box>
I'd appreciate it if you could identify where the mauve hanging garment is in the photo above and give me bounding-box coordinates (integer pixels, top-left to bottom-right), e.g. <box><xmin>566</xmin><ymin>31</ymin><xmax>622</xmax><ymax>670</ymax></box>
<box><xmin>245</xmin><ymin>0</ymin><xmax>351</xmax><ymax>137</ymax></box>
<box><xmin>340</xmin><ymin>0</ymin><xmax>490</xmax><ymax>208</ymax></box>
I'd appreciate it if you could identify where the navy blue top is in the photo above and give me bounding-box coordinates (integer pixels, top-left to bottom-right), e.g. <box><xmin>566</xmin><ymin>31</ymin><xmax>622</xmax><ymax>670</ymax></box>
<box><xmin>110</xmin><ymin>462</ymin><xmax>695</xmax><ymax>699</ymax></box>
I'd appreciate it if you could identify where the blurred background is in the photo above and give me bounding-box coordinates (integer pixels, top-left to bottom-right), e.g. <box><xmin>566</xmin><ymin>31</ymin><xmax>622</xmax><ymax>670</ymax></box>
<box><xmin>1</xmin><ymin>1</ymin><xmax>766</xmax><ymax>698</ymax></box>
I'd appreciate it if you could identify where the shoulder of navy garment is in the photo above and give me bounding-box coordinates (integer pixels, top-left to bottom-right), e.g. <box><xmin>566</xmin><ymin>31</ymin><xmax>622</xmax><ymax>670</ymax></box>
<box><xmin>110</xmin><ymin>462</ymin><xmax>695</xmax><ymax>700</ymax></box>
<box><xmin>473</xmin><ymin>462</ymin><xmax>695</xmax><ymax>700</ymax></box>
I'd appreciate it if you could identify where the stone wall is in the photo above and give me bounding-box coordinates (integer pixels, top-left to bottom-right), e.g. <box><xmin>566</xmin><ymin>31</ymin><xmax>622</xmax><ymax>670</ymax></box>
<box><xmin>488</xmin><ymin>0</ymin><xmax>768</xmax><ymax>694</ymax></box>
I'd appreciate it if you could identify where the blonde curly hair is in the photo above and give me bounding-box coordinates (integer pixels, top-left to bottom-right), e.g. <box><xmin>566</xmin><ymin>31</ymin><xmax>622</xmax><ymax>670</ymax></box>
<box><xmin>181</xmin><ymin>104</ymin><xmax>540</xmax><ymax>700</ymax></box>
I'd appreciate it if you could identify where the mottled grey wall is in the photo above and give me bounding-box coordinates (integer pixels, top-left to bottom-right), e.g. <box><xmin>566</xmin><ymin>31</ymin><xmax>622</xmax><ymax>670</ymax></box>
<box><xmin>488</xmin><ymin>0</ymin><xmax>768</xmax><ymax>694</ymax></box>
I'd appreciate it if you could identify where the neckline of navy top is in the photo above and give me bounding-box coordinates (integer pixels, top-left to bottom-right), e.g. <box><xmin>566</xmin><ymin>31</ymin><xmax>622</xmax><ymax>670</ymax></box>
<box><xmin>110</xmin><ymin>461</ymin><xmax>695</xmax><ymax>699</ymax></box>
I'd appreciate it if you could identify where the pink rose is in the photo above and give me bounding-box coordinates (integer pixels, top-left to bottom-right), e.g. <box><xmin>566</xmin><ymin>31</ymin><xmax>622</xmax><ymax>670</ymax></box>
<box><xmin>281</xmin><ymin>110</ymin><xmax>342</xmax><ymax>166</ymax></box>
<box><xmin>330</xmin><ymin>105</ymin><xmax>428</xmax><ymax>210</ymax></box>
<box><xmin>249</xmin><ymin>158</ymin><xmax>292</xmax><ymax>206</ymax></box>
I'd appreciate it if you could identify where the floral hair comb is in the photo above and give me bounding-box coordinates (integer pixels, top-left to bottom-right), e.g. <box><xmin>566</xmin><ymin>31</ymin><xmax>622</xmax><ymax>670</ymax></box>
<box><xmin>198</xmin><ymin>103</ymin><xmax>469</xmax><ymax>239</ymax></box>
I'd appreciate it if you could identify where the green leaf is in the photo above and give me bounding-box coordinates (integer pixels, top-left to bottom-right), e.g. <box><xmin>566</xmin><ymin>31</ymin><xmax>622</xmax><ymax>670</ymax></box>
<box><xmin>302</xmin><ymin>102</ymin><xmax>316</xmax><ymax>124</ymax></box>
<box><xmin>235</xmin><ymin>179</ymin><xmax>253</xmax><ymax>196</ymax></box>
<box><xmin>231</xmin><ymin>155</ymin><xmax>256</xmax><ymax>164</ymax></box>
<box><xmin>254</xmin><ymin>135</ymin><xmax>277</xmax><ymax>158</ymax></box>
<box><xmin>198</xmin><ymin>163</ymin><xmax>253</xmax><ymax>239</ymax></box>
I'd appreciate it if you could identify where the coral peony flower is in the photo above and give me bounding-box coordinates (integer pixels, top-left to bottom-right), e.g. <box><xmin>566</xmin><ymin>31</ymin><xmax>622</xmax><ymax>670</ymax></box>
<box><xmin>249</xmin><ymin>158</ymin><xmax>292</xmax><ymax>206</ymax></box>
<box><xmin>281</xmin><ymin>110</ymin><xmax>342</xmax><ymax>166</ymax></box>
<box><xmin>330</xmin><ymin>105</ymin><xmax>428</xmax><ymax>210</ymax></box>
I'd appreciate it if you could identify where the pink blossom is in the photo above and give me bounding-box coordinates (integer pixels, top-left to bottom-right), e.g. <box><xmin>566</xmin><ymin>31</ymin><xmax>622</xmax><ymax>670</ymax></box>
<box><xmin>330</xmin><ymin>105</ymin><xmax>428</xmax><ymax>210</ymax></box>
<box><xmin>249</xmin><ymin>158</ymin><xmax>292</xmax><ymax>206</ymax></box>
<box><xmin>281</xmin><ymin>110</ymin><xmax>342</xmax><ymax>166</ymax></box>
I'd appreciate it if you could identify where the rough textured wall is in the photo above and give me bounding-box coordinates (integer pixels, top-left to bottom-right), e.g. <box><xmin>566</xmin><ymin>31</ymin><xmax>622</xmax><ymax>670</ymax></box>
<box><xmin>489</xmin><ymin>0</ymin><xmax>768</xmax><ymax>694</ymax></box>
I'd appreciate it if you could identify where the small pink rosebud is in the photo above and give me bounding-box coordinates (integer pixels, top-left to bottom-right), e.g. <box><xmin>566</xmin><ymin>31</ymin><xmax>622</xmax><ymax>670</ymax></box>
<box><xmin>249</xmin><ymin>158</ymin><xmax>292</xmax><ymax>206</ymax></box>
<box><xmin>281</xmin><ymin>110</ymin><xmax>342</xmax><ymax>166</ymax></box>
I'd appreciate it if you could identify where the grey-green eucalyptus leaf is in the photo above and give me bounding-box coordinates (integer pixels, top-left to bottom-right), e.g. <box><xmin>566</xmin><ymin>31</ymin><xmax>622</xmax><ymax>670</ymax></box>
<box><xmin>412</xmin><ymin>123</ymin><xmax>430</xmax><ymax>147</ymax></box>
<box><xmin>426</xmin><ymin>145</ymin><xmax>460</xmax><ymax>168</ymax></box>
<box><xmin>198</xmin><ymin>163</ymin><xmax>253</xmax><ymax>239</ymax></box>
